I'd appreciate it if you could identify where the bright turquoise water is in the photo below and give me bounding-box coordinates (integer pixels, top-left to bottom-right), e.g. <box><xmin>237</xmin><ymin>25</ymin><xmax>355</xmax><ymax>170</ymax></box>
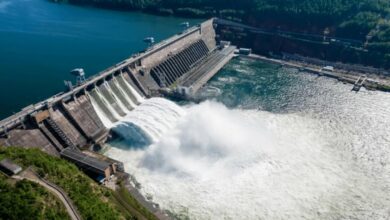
<box><xmin>0</xmin><ymin>0</ymin><xmax>199</xmax><ymax>119</ymax></box>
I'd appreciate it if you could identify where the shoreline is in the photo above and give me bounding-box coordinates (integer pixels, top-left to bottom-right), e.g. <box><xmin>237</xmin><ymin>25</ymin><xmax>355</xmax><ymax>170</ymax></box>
<box><xmin>102</xmin><ymin>144</ymin><xmax>173</xmax><ymax>219</ymax></box>
<box><xmin>242</xmin><ymin>54</ymin><xmax>390</xmax><ymax>92</ymax></box>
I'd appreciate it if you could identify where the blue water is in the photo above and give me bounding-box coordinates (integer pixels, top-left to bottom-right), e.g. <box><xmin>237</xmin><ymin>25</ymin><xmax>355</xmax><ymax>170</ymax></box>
<box><xmin>0</xmin><ymin>0</ymin><xmax>199</xmax><ymax>119</ymax></box>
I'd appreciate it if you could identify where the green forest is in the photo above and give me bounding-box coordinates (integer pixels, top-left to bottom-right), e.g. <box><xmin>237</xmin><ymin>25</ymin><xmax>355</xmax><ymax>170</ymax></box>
<box><xmin>0</xmin><ymin>175</ymin><xmax>70</xmax><ymax>220</ymax></box>
<box><xmin>0</xmin><ymin>147</ymin><xmax>156</xmax><ymax>220</ymax></box>
<box><xmin>55</xmin><ymin>0</ymin><xmax>390</xmax><ymax>68</ymax></box>
<box><xmin>61</xmin><ymin>0</ymin><xmax>390</xmax><ymax>40</ymax></box>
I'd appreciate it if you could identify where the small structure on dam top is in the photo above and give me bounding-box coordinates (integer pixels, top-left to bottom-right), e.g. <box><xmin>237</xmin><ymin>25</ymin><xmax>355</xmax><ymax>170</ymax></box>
<box><xmin>0</xmin><ymin>18</ymin><xmax>236</xmax><ymax>179</ymax></box>
<box><xmin>70</xmin><ymin>68</ymin><xmax>86</xmax><ymax>85</ymax></box>
<box><xmin>143</xmin><ymin>37</ymin><xmax>155</xmax><ymax>47</ymax></box>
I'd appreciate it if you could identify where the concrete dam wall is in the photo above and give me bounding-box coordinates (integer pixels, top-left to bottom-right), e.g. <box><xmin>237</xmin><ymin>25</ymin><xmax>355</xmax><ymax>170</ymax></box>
<box><xmin>0</xmin><ymin>18</ymin><xmax>235</xmax><ymax>156</ymax></box>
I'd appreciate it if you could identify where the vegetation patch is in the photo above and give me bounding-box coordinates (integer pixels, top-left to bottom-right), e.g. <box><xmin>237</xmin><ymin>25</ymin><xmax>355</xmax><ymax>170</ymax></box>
<box><xmin>0</xmin><ymin>174</ymin><xmax>70</xmax><ymax>220</ymax></box>
<box><xmin>0</xmin><ymin>147</ymin><xmax>135</xmax><ymax>220</ymax></box>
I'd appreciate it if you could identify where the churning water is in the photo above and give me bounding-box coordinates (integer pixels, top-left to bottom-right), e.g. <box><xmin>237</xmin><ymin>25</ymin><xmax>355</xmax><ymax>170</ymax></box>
<box><xmin>106</xmin><ymin>58</ymin><xmax>390</xmax><ymax>219</ymax></box>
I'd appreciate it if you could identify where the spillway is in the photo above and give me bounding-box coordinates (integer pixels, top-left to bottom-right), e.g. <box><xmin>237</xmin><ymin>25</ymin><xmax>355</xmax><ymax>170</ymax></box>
<box><xmin>114</xmin><ymin>98</ymin><xmax>185</xmax><ymax>143</ymax></box>
<box><xmin>88</xmin><ymin>74</ymin><xmax>185</xmax><ymax>144</ymax></box>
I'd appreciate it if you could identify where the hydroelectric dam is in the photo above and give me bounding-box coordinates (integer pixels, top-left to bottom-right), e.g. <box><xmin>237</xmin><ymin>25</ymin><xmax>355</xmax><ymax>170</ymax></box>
<box><xmin>0</xmin><ymin>19</ymin><xmax>235</xmax><ymax>169</ymax></box>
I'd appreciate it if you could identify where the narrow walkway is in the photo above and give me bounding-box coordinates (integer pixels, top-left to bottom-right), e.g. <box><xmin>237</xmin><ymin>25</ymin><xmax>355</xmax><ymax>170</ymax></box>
<box><xmin>13</xmin><ymin>168</ymin><xmax>82</xmax><ymax>220</ymax></box>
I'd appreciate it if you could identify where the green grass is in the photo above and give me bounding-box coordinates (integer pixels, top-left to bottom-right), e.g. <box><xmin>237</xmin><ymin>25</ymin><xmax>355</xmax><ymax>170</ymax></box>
<box><xmin>0</xmin><ymin>147</ymin><xmax>135</xmax><ymax>220</ymax></box>
<box><xmin>0</xmin><ymin>173</ymin><xmax>70</xmax><ymax>220</ymax></box>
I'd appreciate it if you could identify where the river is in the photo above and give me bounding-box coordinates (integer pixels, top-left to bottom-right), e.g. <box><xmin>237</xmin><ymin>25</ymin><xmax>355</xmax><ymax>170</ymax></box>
<box><xmin>106</xmin><ymin>58</ymin><xmax>390</xmax><ymax>219</ymax></box>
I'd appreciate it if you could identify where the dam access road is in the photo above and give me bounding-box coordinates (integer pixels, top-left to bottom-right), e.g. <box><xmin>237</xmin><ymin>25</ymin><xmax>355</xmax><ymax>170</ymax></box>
<box><xmin>244</xmin><ymin>53</ymin><xmax>390</xmax><ymax>92</ymax></box>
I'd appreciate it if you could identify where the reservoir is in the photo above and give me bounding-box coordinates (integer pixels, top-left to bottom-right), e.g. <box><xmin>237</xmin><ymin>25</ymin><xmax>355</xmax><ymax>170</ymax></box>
<box><xmin>0</xmin><ymin>0</ymin><xmax>197</xmax><ymax>119</ymax></box>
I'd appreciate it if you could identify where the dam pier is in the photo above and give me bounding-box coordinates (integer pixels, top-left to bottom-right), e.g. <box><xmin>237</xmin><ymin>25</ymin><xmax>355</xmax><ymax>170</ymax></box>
<box><xmin>0</xmin><ymin>19</ymin><xmax>235</xmax><ymax>180</ymax></box>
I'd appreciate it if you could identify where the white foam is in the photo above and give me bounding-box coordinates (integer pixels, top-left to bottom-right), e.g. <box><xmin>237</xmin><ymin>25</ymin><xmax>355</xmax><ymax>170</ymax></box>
<box><xmin>112</xmin><ymin>98</ymin><xmax>186</xmax><ymax>143</ymax></box>
<box><xmin>106</xmin><ymin>101</ymin><xmax>390</xmax><ymax>219</ymax></box>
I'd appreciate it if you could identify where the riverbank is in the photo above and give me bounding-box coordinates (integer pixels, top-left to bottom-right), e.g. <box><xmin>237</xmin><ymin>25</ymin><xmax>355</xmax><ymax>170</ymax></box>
<box><xmin>243</xmin><ymin>53</ymin><xmax>390</xmax><ymax>92</ymax></box>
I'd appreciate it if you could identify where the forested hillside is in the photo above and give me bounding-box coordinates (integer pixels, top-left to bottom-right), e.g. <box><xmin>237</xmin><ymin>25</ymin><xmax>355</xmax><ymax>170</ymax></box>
<box><xmin>54</xmin><ymin>0</ymin><xmax>390</xmax><ymax>68</ymax></box>
<box><xmin>60</xmin><ymin>0</ymin><xmax>389</xmax><ymax>38</ymax></box>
